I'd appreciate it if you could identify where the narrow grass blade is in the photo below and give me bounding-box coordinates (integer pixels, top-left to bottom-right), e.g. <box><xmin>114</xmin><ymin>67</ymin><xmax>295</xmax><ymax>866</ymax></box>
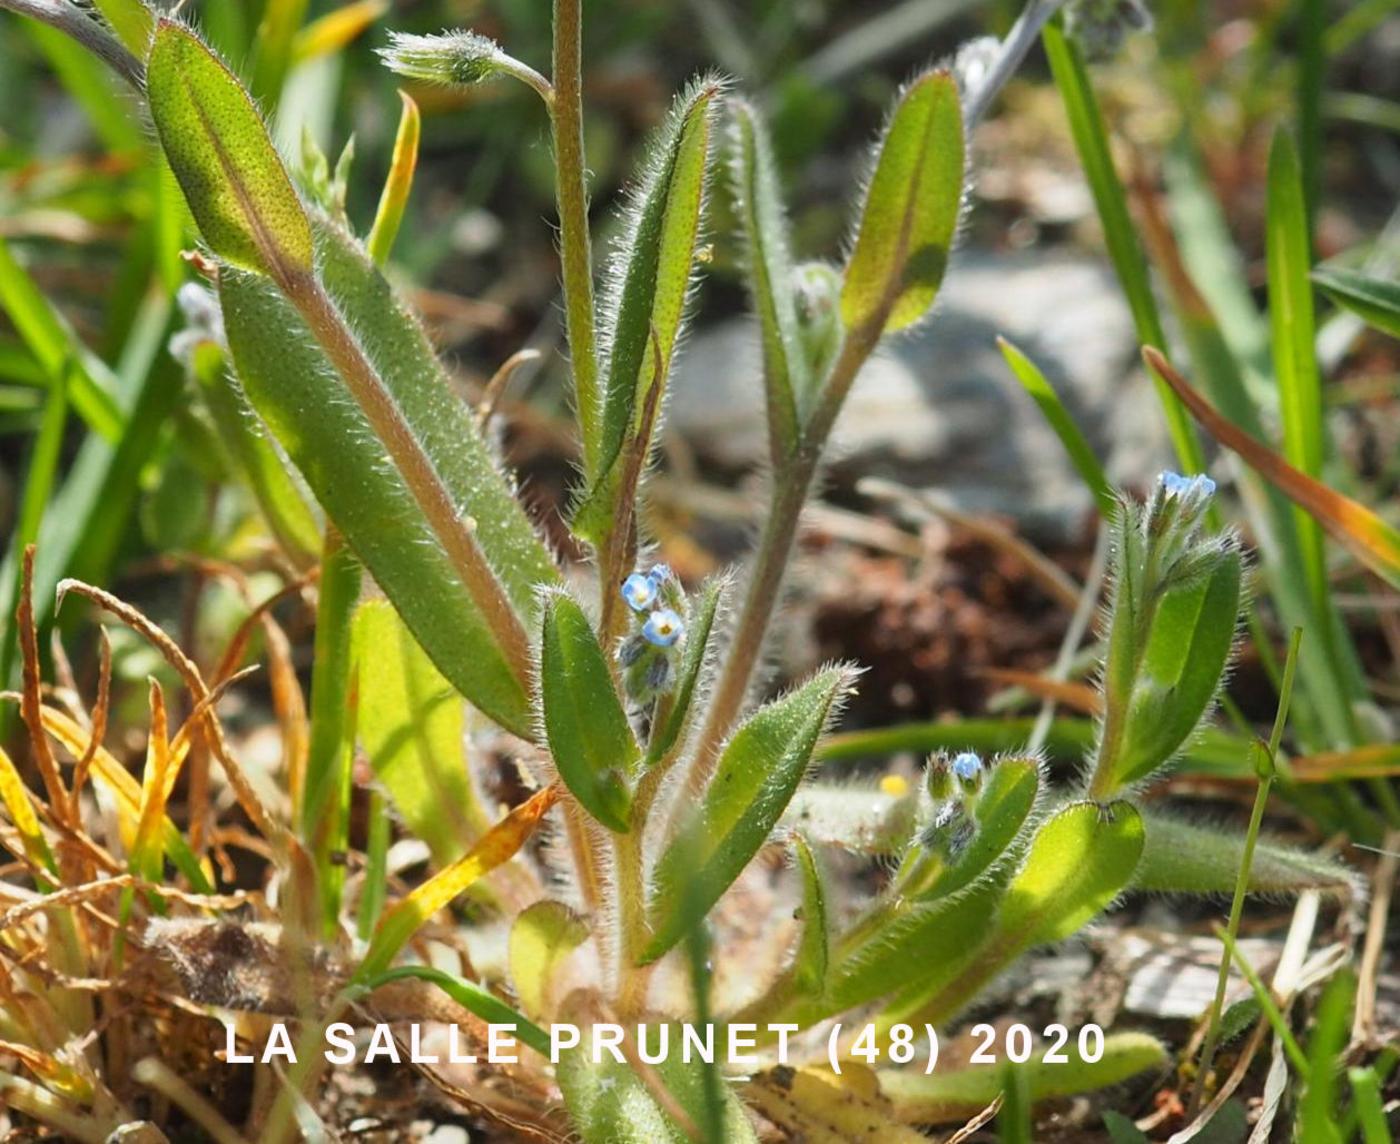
<box><xmin>302</xmin><ymin>531</ymin><xmax>361</xmax><ymax>929</ymax></box>
<box><xmin>249</xmin><ymin>0</ymin><xmax>311</xmax><ymax>108</ymax></box>
<box><xmin>0</xmin><ymin>742</ymin><xmax>57</xmax><ymax>876</ymax></box>
<box><xmin>355</xmin><ymin>784</ymin><xmax>560</xmax><ymax>980</ymax></box>
<box><xmin>91</xmin><ymin>0</ymin><xmax>152</xmax><ymax>54</ymax></box>
<box><xmin>1297</xmin><ymin>971</ymin><xmax>1353</xmax><ymax>1143</ymax></box>
<box><xmin>840</xmin><ymin>69</ymin><xmax>963</xmax><ymax>338</ymax></box>
<box><xmin>366</xmin><ymin>92</ymin><xmax>420</xmax><ymax>266</ymax></box>
<box><xmin>1266</xmin><ymin>129</ymin><xmax>1328</xmax><ymax>615</ymax></box>
<box><xmin>1146</xmin><ymin>347</ymin><xmax>1400</xmax><ymax>589</ymax></box>
<box><xmin>1042</xmin><ymin>20</ymin><xmax>1203</xmax><ymax>473</ymax></box>
<box><xmin>999</xmin><ymin>337</ymin><xmax>1113</xmax><ymax>516</ymax></box>
<box><xmin>0</xmin><ymin>237</ymin><xmax>121</xmax><ymax>440</ymax></box>
<box><xmin>359</xmin><ymin>964</ymin><xmax>550</xmax><ymax>1056</ymax></box>
<box><xmin>1313</xmin><ymin>266</ymin><xmax>1400</xmax><ymax>338</ymax></box>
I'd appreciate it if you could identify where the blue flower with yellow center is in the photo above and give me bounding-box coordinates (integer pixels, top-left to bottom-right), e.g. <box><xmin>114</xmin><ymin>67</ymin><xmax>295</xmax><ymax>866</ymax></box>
<box><xmin>621</xmin><ymin>572</ymin><xmax>658</xmax><ymax>612</ymax></box>
<box><xmin>642</xmin><ymin>608</ymin><xmax>684</xmax><ymax>648</ymax></box>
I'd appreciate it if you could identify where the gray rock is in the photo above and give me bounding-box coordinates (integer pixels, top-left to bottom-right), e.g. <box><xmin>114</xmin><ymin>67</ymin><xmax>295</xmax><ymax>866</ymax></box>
<box><xmin>668</xmin><ymin>247</ymin><xmax>1171</xmax><ymax>541</ymax></box>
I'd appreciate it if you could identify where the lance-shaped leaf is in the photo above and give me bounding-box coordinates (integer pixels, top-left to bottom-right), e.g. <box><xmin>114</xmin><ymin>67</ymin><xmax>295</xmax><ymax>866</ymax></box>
<box><xmin>219</xmin><ymin>219</ymin><xmax>560</xmax><ymax>738</ymax></box>
<box><xmin>729</xmin><ymin>99</ymin><xmax>804</xmax><ymax>457</ymax></box>
<box><xmin>577</xmin><ymin>79</ymin><xmax>721</xmax><ymax>532</ymax></box>
<box><xmin>824</xmin><ymin>881</ymin><xmax>1005</xmax><ymax>1021</ymax></box>
<box><xmin>791</xmin><ymin>834</ymin><xmax>829</xmax><ymax>996</ymax></box>
<box><xmin>645</xmin><ymin>576</ymin><xmax>724</xmax><ymax>766</ymax></box>
<box><xmin>1132</xmin><ymin>813</ymin><xmax>1357</xmax><ymax>898</ymax></box>
<box><xmin>643</xmin><ymin>666</ymin><xmax>851</xmax><ymax>963</ymax></box>
<box><xmin>146</xmin><ymin>21</ymin><xmax>313</xmax><ymax>282</ymax></box>
<box><xmin>1109</xmin><ymin>550</ymin><xmax>1242</xmax><ymax>789</ymax></box>
<box><xmin>539</xmin><ymin>592</ymin><xmax>638</xmax><ymax>832</ymax></box>
<box><xmin>1313</xmin><ymin>265</ymin><xmax>1400</xmax><ymax>340</ymax></box>
<box><xmin>841</xmin><ymin>70</ymin><xmax>964</xmax><ymax>337</ymax></box>
<box><xmin>1147</xmin><ymin>346</ymin><xmax>1400</xmax><ymax>591</ymax></box>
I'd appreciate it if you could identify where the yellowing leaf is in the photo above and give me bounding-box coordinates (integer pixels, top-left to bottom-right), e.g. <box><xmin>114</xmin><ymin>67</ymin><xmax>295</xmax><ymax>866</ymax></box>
<box><xmin>356</xmin><ymin>784</ymin><xmax>560</xmax><ymax>980</ymax></box>
<box><xmin>1147</xmin><ymin>346</ymin><xmax>1400</xmax><ymax>589</ymax></box>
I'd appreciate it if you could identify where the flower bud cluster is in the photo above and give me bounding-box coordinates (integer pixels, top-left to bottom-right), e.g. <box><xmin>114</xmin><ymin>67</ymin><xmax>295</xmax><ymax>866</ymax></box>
<box><xmin>918</xmin><ymin>751</ymin><xmax>986</xmax><ymax>860</ymax></box>
<box><xmin>616</xmin><ymin>564</ymin><xmax>687</xmax><ymax>701</ymax></box>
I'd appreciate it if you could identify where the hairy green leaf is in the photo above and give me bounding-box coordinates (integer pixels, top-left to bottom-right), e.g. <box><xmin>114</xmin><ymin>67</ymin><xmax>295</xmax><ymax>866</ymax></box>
<box><xmin>998</xmin><ymin>800</ymin><xmax>1143</xmax><ymax>948</ymax></box>
<box><xmin>840</xmin><ymin>69</ymin><xmax>963</xmax><ymax>336</ymax></box>
<box><xmin>219</xmin><ymin>218</ymin><xmax>559</xmax><ymax>738</ymax></box>
<box><xmin>539</xmin><ymin>591</ymin><xmax>637</xmax><ymax>832</ymax></box>
<box><xmin>1132</xmin><ymin>813</ymin><xmax>1356</xmax><ymax>897</ymax></box>
<box><xmin>1113</xmin><ymin>550</ymin><xmax>1242</xmax><ymax>788</ymax></box>
<box><xmin>915</xmin><ymin>756</ymin><xmax>1041</xmax><ymax>901</ymax></box>
<box><xmin>578</xmin><ymin>79</ymin><xmax>720</xmax><ymax>532</ymax></box>
<box><xmin>644</xmin><ymin>666</ymin><xmax>849</xmax><ymax>962</ymax></box>
<box><xmin>147</xmin><ymin>21</ymin><xmax>313</xmax><ymax>281</ymax></box>
<box><xmin>729</xmin><ymin>99</ymin><xmax>804</xmax><ymax>456</ymax></box>
<box><xmin>1313</xmin><ymin>265</ymin><xmax>1400</xmax><ymax>339</ymax></box>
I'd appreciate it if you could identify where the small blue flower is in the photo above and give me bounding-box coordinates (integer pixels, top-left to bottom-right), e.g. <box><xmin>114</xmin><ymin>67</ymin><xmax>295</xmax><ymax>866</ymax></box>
<box><xmin>621</xmin><ymin>572</ymin><xmax>658</xmax><ymax>612</ymax></box>
<box><xmin>642</xmin><ymin>608</ymin><xmax>685</xmax><ymax>648</ymax></box>
<box><xmin>951</xmin><ymin>752</ymin><xmax>982</xmax><ymax>782</ymax></box>
<box><xmin>1159</xmin><ymin>471</ymin><xmax>1216</xmax><ymax>499</ymax></box>
<box><xmin>647</xmin><ymin>563</ymin><xmax>674</xmax><ymax>588</ymax></box>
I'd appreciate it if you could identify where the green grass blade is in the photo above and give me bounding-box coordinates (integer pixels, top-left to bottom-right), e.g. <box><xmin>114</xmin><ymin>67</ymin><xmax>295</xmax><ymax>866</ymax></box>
<box><xmin>1313</xmin><ymin>266</ymin><xmax>1400</xmax><ymax>338</ymax></box>
<box><xmin>358</xmin><ymin>964</ymin><xmax>550</xmax><ymax>1057</ymax></box>
<box><xmin>1266</xmin><ymin>129</ymin><xmax>1329</xmax><ymax>620</ymax></box>
<box><xmin>0</xmin><ymin>238</ymin><xmax>122</xmax><ymax>440</ymax></box>
<box><xmin>1042</xmin><ymin>20</ymin><xmax>1204</xmax><ymax>474</ymax></box>
<box><xmin>998</xmin><ymin>337</ymin><xmax>1113</xmax><ymax>516</ymax></box>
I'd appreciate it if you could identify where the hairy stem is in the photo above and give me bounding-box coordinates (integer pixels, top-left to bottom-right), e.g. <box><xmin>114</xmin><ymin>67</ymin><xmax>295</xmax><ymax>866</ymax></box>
<box><xmin>681</xmin><ymin>326</ymin><xmax>880</xmax><ymax>797</ymax></box>
<box><xmin>552</xmin><ymin>0</ymin><xmax>601</xmax><ymax>469</ymax></box>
